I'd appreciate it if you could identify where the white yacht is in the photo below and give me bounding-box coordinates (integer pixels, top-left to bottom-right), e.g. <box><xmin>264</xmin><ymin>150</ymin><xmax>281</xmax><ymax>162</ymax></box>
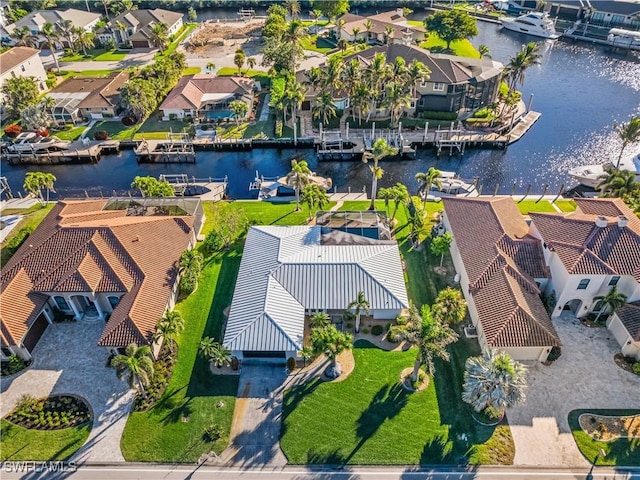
<box><xmin>430</xmin><ymin>171</ymin><xmax>479</xmax><ymax>197</ymax></box>
<box><xmin>568</xmin><ymin>154</ymin><xmax>640</xmax><ymax>189</ymax></box>
<box><xmin>500</xmin><ymin>12</ymin><xmax>560</xmax><ymax>39</ymax></box>
<box><xmin>249</xmin><ymin>171</ymin><xmax>333</xmax><ymax>200</ymax></box>
<box><xmin>8</xmin><ymin>132</ymin><xmax>70</xmax><ymax>153</ymax></box>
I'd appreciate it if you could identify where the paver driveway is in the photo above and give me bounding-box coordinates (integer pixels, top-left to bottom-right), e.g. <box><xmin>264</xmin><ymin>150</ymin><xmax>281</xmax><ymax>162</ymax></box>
<box><xmin>508</xmin><ymin>312</ymin><xmax>640</xmax><ymax>467</ymax></box>
<box><xmin>217</xmin><ymin>363</ymin><xmax>288</xmax><ymax>467</ymax></box>
<box><xmin>0</xmin><ymin>320</ymin><xmax>134</xmax><ymax>462</ymax></box>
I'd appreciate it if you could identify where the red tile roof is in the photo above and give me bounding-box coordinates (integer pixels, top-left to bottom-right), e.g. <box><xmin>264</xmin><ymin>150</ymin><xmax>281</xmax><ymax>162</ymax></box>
<box><xmin>615</xmin><ymin>301</ymin><xmax>640</xmax><ymax>341</ymax></box>
<box><xmin>1</xmin><ymin>200</ymin><xmax>195</xmax><ymax>349</ymax></box>
<box><xmin>443</xmin><ymin>197</ymin><xmax>560</xmax><ymax>349</ymax></box>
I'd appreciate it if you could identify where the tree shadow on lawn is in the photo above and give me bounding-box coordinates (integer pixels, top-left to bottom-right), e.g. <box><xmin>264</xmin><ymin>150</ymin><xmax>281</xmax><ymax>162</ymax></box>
<box><xmin>280</xmin><ymin>378</ymin><xmax>323</xmax><ymax>433</ymax></box>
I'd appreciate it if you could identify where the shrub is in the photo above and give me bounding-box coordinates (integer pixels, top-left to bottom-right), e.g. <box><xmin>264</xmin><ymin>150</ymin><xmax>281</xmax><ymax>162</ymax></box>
<box><xmin>362</xmin><ymin>327</ymin><xmax>370</xmax><ymax>334</ymax></box>
<box><xmin>275</xmin><ymin>120</ymin><xmax>283</xmax><ymax>137</ymax></box>
<box><xmin>371</xmin><ymin>325</ymin><xmax>383</xmax><ymax>336</ymax></box>
<box><xmin>4</xmin><ymin>124</ymin><xmax>22</xmax><ymax>138</ymax></box>
<box><xmin>3</xmin><ymin>227</ymin><xmax>32</xmax><ymax>261</ymax></box>
<box><xmin>122</xmin><ymin>116</ymin><xmax>136</xmax><ymax>126</ymax></box>
<box><xmin>386</xmin><ymin>325</ymin><xmax>404</xmax><ymax>343</ymax></box>
<box><xmin>36</xmin><ymin>128</ymin><xmax>49</xmax><ymax>137</ymax></box>
<box><xmin>204</xmin><ymin>423</ymin><xmax>223</xmax><ymax>442</ymax></box>
<box><xmin>346</xmin><ymin>322</ymin><xmax>353</xmax><ymax>329</ymax></box>
<box><xmin>286</xmin><ymin>357</ymin><xmax>296</xmax><ymax>371</ymax></box>
<box><xmin>419</xmin><ymin>111</ymin><xmax>458</xmax><ymax>121</ymax></box>
<box><xmin>633</xmin><ymin>362</ymin><xmax>640</xmax><ymax>375</ymax></box>
<box><xmin>483</xmin><ymin>405</ymin><xmax>503</xmax><ymax>420</ymax></box>
<box><xmin>179</xmin><ymin>270</ymin><xmax>198</xmax><ymax>295</ymax></box>
<box><xmin>169</xmin><ymin>113</ymin><xmax>178</xmax><ymax>121</ymax></box>
<box><xmin>473</xmin><ymin>107</ymin><xmax>493</xmax><ymax>119</ymax></box>
<box><xmin>395</xmin><ymin>314</ymin><xmax>408</xmax><ymax>326</ymax></box>
<box><xmin>94</xmin><ymin>130</ymin><xmax>109</xmax><ymax>141</ymax></box>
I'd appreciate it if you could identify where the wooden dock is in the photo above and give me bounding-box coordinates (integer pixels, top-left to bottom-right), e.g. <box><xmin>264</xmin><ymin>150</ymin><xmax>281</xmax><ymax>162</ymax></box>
<box><xmin>3</xmin><ymin>140</ymin><xmax>120</xmax><ymax>165</ymax></box>
<box><xmin>158</xmin><ymin>174</ymin><xmax>228</xmax><ymax>201</ymax></box>
<box><xmin>135</xmin><ymin>134</ymin><xmax>195</xmax><ymax>163</ymax></box>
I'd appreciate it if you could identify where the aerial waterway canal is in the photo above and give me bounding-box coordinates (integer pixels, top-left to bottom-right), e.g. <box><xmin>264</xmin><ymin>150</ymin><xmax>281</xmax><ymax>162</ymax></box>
<box><xmin>1</xmin><ymin>19</ymin><xmax>639</xmax><ymax>199</ymax></box>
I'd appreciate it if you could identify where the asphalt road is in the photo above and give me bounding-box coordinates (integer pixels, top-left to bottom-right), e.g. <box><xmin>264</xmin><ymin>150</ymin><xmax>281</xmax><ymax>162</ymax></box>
<box><xmin>1</xmin><ymin>464</ymin><xmax>639</xmax><ymax>480</ymax></box>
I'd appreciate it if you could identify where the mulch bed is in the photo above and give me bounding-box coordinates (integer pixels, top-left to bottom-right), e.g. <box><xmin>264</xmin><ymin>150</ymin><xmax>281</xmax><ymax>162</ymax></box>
<box><xmin>134</xmin><ymin>346</ymin><xmax>177</xmax><ymax>412</ymax></box>
<box><xmin>5</xmin><ymin>395</ymin><xmax>91</xmax><ymax>430</ymax></box>
<box><xmin>614</xmin><ymin>353</ymin><xmax>640</xmax><ymax>376</ymax></box>
<box><xmin>400</xmin><ymin>367</ymin><xmax>429</xmax><ymax>392</ymax></box>
<box><xmin>579</xmin><ymin>413</ymin><xmax>640</xmax><ymax>441</ymax></box>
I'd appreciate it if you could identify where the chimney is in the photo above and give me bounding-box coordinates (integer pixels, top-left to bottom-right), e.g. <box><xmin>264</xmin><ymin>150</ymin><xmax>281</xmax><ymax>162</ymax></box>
<box><xmin>617</xmin><ymin>216</ymin><xmax>628</xmax><ymax>228</ymax></box>
<box><xmin>595</xmin><ymin>216</ymin><xmax>608</xmax><ymax>228</ymax></box>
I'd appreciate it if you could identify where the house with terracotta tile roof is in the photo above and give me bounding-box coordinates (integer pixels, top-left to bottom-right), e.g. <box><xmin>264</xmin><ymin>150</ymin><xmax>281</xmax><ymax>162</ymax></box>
<box><xmin>0</xmin><ymin>198</ymin><xmax>203</xmax><ymax>362</ymax></box>
<box><xmin>442</xmin><ymin>197</ymin><xmax>561</xmax><ymax>362</ymax></box>
<box><xmin>528</xmin><ymin>198</ymin><xmax>640</xmax><ymax>359</ymax></box>
<box><xmin>159</xmin><ymin>74</ymin><xmax>255</xmax><ymax>121</ymax></box>
<box><xmin>337</xmin><ymin>9</ymin><xmax>426</xmax><ymax>45</ymax></box>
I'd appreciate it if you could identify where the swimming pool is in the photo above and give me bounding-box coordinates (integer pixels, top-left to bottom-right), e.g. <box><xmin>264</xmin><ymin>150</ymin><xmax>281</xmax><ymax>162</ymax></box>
<box><xmin>205</xmin><ymin>110</ymin><xmax>233</xmax><ymax>120</ymax></box>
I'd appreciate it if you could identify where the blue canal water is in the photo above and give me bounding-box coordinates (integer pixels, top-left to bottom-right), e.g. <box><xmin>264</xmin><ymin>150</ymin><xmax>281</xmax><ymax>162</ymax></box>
<box><xmin>1</xmin><ymin>20</ymin><xmax>639</xmax><ymax>199</ymax></box>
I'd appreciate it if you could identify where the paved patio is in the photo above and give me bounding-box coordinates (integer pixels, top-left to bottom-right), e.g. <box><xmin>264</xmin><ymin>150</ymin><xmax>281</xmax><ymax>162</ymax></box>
<box><xmin>0</xmin><ymin>320</ymin><xmax>134</xmax><ymax>463</ymax></box>
<box><xmin>508</xmin><ymin>312</ymin><xmax>640</xmax><ymax>467</ymax></box>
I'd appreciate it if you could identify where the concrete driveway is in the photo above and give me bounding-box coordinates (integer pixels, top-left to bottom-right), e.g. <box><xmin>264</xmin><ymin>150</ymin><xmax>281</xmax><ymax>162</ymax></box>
<box><xmin>217</xmin><ymin>363</ymin><xmax>288</xmax><ymax>467</ymax></box>
<box><xmin>508</xmin><ymin>312</ymin><xmax>640</xmax><ymax>467</ymax></box>
<box><xmin>0</xmin><ymin>320</ymin><xmax>134</xmax><ymax>463</ymax></box>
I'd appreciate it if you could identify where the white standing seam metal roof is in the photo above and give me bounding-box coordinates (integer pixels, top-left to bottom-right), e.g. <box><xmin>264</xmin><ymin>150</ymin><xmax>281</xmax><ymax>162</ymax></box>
<box><xmin>223</xmin><ymin>225</ymin><xmax>409</xmax><ymax>352</ymax></box>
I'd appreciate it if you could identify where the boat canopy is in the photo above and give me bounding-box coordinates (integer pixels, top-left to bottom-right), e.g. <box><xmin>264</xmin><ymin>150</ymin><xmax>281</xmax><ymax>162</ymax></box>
<box><xmin>608</xmin><ymin>28</ymin><xmax>640</xmax><ymax>41</ymax></box>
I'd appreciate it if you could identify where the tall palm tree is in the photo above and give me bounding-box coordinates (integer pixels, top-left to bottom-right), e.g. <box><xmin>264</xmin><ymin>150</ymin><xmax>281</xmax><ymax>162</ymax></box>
<box><xmin>352</xmin><ymin>26</ymin><xmax>361</xmax><ymax>41</ymax></box>
<box><xmin>365</xmin><ymin>52</ymin><xmax>390</xmax><ymax>120</ymax></box>
<box><xmin>351</xmin><ymin>82</ymin><xmax>371</xmax><ymax>125</ymax></box>
<box><xmin>41</xmin><ymin>23</ymin><xmax>61</xmax><ymax>71</ymax></box>
<box><xmin>285</xmin><ymin>159</ymin><xmax>312</xmax><ymax>211</ymax></box>
<box><xmin>199</xmin><ymin>336</ymin><xmax>232</xmax><ymax>367</ymax></box>
<box><xmin>593</xmin><ymin>287</ymin><xmax>627</xmax><ymax>323</ymax></box>
<box><xmin>286</xmin><ymin>0</ymin><xmax>300</xmax><ymax>19</ymax></box>
<box><xmin>285</xmin><ymin>77</ymin><xmax>306</xmax><ymax>132</ymax></box>
<box><xmin>312</xmin><ymin>91</ymin><xmax>337</xmax><ymax>126</ymax></box>
<box><xmin>305</xmin><ymin>66</ymin><xmax>325</xmax><ymax>92</ymax></box>
<box><xmin>384</xmin><ymin>25</ymin><xmax>395</xmax><ymax>45</ymax></box>
<box><xmin>431</xmin><ymin>287</ymin><xmax>467</xmax><ymax>325</ymax></box>
<box><xmin>324</xmin><ymin>55</ymin><xmax>344</xmax><ymax>94</ymax></box>
<box><xmin>504</xmin><ymin>42</ymin><xmax>541</xmax><ymax>91</ymax></box>
<box><xmin>364</xmin><ymin>19</ymin><xmax>373</xmax><ymax>43</ymax></box>
<box><xmin>406</xmin><ymin>60</ymin><xmax>430</xmax><ymax>99</ymax></box>
<box><xmin>347</xmin><ymin>291</ymin><xmax>370</xmax><ymax>333</ymax></box>
<box><xmin>478</xmin><ymin>44</ymin><xmax>491</xmax><ymax>59</ymax></box>
<box><xmin>246</xmin><ymin>56</ymin><xmax>256</xmax><ymax>71</ymax></box>
<box><xmin>282</xmin><ymin>19</ymin><xmax>308</xmax><ymax>72</ymax></box>
<box><xmin>614</xmin><ymin>116</ymin><xmax>640</xmax><ymax>169</ymax></box>
<box><xmin>149</xmin><ymin>22</ymin><xmax>169</xmax><ymax>52</ymax></box>
<box><xmin>462</xmin><ymin>349</ymin><xmax>527</xmax><ymax>416</ymax></box>
<box><xmin>75</xmin><ymin>27</ymin><xmax>95</xmax><ymax>56</ymax></box>
<box><xmin>596</xmin><ymin>168</ymin><xmax>639</xmax><ymax>198</ymax></box>
<box><xmin>23</xmin><ymin>172</ymin><xmax>56</xmax><ymax>204</ymax></box>
<box><xmin>377</xmin><ymin>187</ymin><xmax>395</xmax><ymax>216</ymax></box>
<box><xmin>111</xmin><ymin>344</ymin><xmax>155</xmax><ymax>398</ymax></box>
<box><xmin>342</xmin><ymin>58</ymin><xmax>360</xmax><ymax>119</ymax></box>
<box><xmin>12</xmin><ymin>27</ymin><xmax>38</xmax><ymax>48</ymax></box>
<box><xmin>301</xmin><ymin>184</ymin><xmax>329</xmax><ymax>220</ymax></box>
<box><xmin>362</xmin><ymin>138</ymin><xmax>398</xmax><ymax>210</ymax></box>
<box><xmin>389</xmin><ymin>183</ymin><xmax>410</xmax><ymax>222</ymax></box>
<box><xmin>56</xmin><ymin>20</ymin><xmax>77</xmax><ymax>53</ymax></box>
<box><xmin>415</xmin><ymin>167</ymin><xmax>442</xmax><ymax>203</ymax></box>
<box><xmin>206</xmin><ymin>61</ymin><xmax>216</xmax><ymax>73</ymax></box>
<box><xmin>384</xmin><ymin>82</ymin><xmax>411</xmax><ymax>128</ymax></box>
<box><xmin>153</xmin><ymin>310</ymin><xmax>184</xmax><ymax>353</ymax></box>
<box><xmin>337</xmin><ymin>37</ymin><xmax>348</xmax><ymax>54</ymax></box>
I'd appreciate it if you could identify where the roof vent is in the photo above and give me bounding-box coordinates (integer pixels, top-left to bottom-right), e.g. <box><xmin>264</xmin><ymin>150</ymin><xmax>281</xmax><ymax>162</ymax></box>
<box><xmin>617</xmin><ymin>216</ymin><xmax>628</xmax><ymax>228</ymax></box>
<box><xmin>595</xmin><ymin>216</ymin><xmax>608</xmax><ymax>228</ymax></box>
<box><xmin>133</xmin><ymin>235</ymin><xmax>140</xmax><ymax>242</ymax></box>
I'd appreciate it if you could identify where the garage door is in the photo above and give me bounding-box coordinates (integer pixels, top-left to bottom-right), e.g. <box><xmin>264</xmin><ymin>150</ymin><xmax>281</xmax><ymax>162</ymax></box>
<box><xmin>242</xmin><ymin>350</ymin><xmax>285</xmax><ymax>358</ymax></box>
<box><xmin>23</xmin><ymin>313</ymin><xmax>49</xmax><ymax>353</ymax></box>
<box><xmin>132</xmin><ymin>40</ymin><xmax>149</xmax><ymax>48</ymax></box>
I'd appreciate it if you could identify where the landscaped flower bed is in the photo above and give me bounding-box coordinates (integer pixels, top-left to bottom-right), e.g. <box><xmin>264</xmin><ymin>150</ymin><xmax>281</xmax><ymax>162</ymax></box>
<box><xmin>6</xmin><ymin>394</ymin><xmax>91</xmax><ymax>430</ymax></box>
<box><xmin>133</xmin><ymin>347</ymin><xmax>177</xmax><ymax>412</ymax></box>
<box><xmin>579</xmin><ymin>413</ymin><xmax>640</xmax><ymax>441</ymax></box>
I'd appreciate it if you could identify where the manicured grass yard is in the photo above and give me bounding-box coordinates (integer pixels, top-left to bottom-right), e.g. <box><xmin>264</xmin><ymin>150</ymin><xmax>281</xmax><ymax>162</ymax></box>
<box><xmin>569</xmin><ymin>409</ymin><xmax>640</xmax><ymax>466</ymax></box>
<box><xmin>84</xmin><ymin>114</ymin><xmax>192</xmax><ymax>141</ymax></box>
<box><xmin>301</xmin><ymin>36</ymin><xmax>335</xmax><ymax>54</ymax></box>
<box><xmin>217</xmin><ymin>68</ymin><xmax>271</xmax><ymax>87</ymax></box>
<box><xmin>85</xmin><ymin>121</ymin><xmax>137</xmax><ymax>141</ymax></box>
<box><xmin>61</xmin><ymin>49</ymin><xmax>127</xmax><ymax>62</ymax></box>
<box><xmin>1</xmin><ymin>204</ymin><xmax>55</xmax><ymax>267</ymax></box>
<box><xmin>555</xmin><ymin>199</ymin><xmax>577</xmax><ymax>212</ymax></box>
<box><xmin>0</xmin><ymin>419</ymin><xmax>91</xmax><ymax>461</ymax></box>
<box><xmin>120</xmin><ymin>201</ymin><xmax>329</xmax><ymax>462</ymax></box>
<box><xmin>515</xmin><ymin>200</ymin><xmax>557</xmax><ymax>214</ymax></box>
<box><xmin>280</xmin><ymin>200</ymin><xmax>514</xmax><ymax>465</ymax></box>
<box><xmin>52</xmin><ymin>125</ymin><xmax>86</xmax><ymax>141</ymax></box>
<box><xmin>421</xmin><ymin>34</ymin><xmax>479</xmax><ymax>58</ymax></box>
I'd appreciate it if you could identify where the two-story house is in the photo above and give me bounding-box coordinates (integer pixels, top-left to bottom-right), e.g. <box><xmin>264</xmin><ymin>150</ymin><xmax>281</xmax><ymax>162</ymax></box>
<box><xmin>96</xmin><ymin>9</ymin><xmax>183</xmax><ymax>49</ymax></box>
<box><xmin>337</xmin><ymin>9</ymin><xmax>426</xmax><ymax>45</ymax></box>
<box><xmin>0</xmin><ymin>47</ymin><xmax>47</xmax><ymax>117</ymax></box>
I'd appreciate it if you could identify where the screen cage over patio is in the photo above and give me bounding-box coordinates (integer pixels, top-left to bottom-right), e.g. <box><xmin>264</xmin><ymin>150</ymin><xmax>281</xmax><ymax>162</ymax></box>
<box><xmin>315</xmin><ymin>210</ymin><xmax>391</xmax><ymax>240</ymax></box>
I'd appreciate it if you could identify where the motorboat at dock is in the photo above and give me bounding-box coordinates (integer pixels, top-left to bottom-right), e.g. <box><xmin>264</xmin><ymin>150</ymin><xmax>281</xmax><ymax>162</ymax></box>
<box><xmin>568</xmin><ymin>154</ymin><xmax>640</xmax><ymax>189</ymax></box>
<box><xmin>249</xmin><ymin>170</ymin><xmax>333</xmax><ymax>200</ymax></box>
<box><xmin>7</xmin><ymin>132</ymin><xmax>71</xmax><ymax>153</ymax></box>
<box><xmin>500</xmin><ymin>11</ymin><xmax>560</xmax><ymax>39</ymax></box>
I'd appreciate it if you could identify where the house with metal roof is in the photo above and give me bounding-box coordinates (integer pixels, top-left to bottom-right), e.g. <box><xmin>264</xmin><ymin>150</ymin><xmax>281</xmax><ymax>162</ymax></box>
<box><xmin>96</xmin><ymin>9</ymin><xmax>183</xmax><ymax>49</ymax></box>
<box><xmin>0</xmin><ymin>198</ymin><xmax>204</xmax><ymax>362</ymax></box>
<box><xmin>442</xmin><ymin>197</ymin><xmax>561</xmax><ymax>362</ymax></box>
<box><xmin>223</xmin><ymin>223</ymin><xmax>409</xmax><ymax>360</ymax></box>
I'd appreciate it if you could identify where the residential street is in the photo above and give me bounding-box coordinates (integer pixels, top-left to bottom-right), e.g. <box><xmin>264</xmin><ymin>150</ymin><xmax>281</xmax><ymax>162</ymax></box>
<box><xmin>1</xmin><ymin>464</ymin><xmax>638</xmax><ymax>480</ymax></box>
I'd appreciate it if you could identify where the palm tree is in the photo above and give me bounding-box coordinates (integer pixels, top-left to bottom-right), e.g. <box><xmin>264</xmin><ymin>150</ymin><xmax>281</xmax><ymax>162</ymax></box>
<box><xmin>12</xmin><ymin>27</ymin><xmax>38</xmax><ymax>48</ymax></box>
<box><xmin>462</xmin><ymin>349</ymin><xmax>527</xmax><ymax>417</ymax></box>
<box><xmin>301</xmin><ymin>184</ymin><xmax>329</xmax><ymax>220</ymax></box>
<box><xmin>324</xmin><ymin>55</ymin><xmax>344</xmax><ymax>94</ymax></box>
<box><xmin>337</xmin><ymin>37</ymin><xmax>348</xmax><ymax>54</ymax></box>
<box><xmin>285</xmin><ymin>159</ymin><xmax>312</xmax><ymax>211</ymax></box>
<box><xmin>23</xmin><ymin>172</ymin><xmax>56</xmax><ymax>204</ymax></box>
<box><xmin>305</xmin><ymin>66</ymin><xmax>325</xmax><ymax>92</ymax></box>
<box><xmin>206</xmin><ymin>61</ymin><xmax>216</xmax><ymax>73</ymax></box>
<box><xmin>111</xmin><ymin>344</ymin><xmax>155</xmax><ymax>397</ymax></box>
<box><xmin>406</xmin><ymin>60</ymin><xmax>430</xmax><ymax>99</ymax></box>
<box><xmin>431</xmin><ymin>287</ymin><xmax>467</xmax><ymax>325</ymax></box>
<box><xmin>384</xmin><ymin>82</ymin><xmax>411</xmax><ymax>128</ymax></box>
<box><xmin>312</xmin><ymin>91</ymin><xmax>337</xmax><ymax>126</ymax></box>
<box><xmin>351</xmin><ymin>82</ymin><xmax>371</xmax><ymax>125</ymax></box>
<box><xmin>283</xmin><ymin>19</ymin><xmax>308</xmax><ymax>71</ymax></box>
<box><xmin>431</xmin><ymin>232</ymin><xmax>453</xmax><ymax>268</ymax></box>
<box><xmin>229</xmin><ymin>100</ymin><xmax>249</xmax><ymax>127</ymax></box>
<box><xmin>56</xmin><ymin>20</ymin><xmax>77</xmax><ymax>53</ymax></box>
<box><xmin>352</xmin><ymin>26</ymin><xmax>361</xmax><ymax>42</ymax></box>
<box><xmin>246</xmin><ymin>56</ymin><xmax>256</xmax><ymax>71</ymax></box>
<box><xmin>389</xmin><ymin>183</ymin><xmax>410</xmax><ymax>222</ymax></box>
<box><xmin>309</xmin><ymin>312</ymin><xmax>331</xmax><ymax>329</ymax></box>
<box><xmin>415</xmin><ymin>167</ymin><xmax>442</xmax><ymax>204</ymax></box>
<box><xmin>377</xmin><ymin>187</ymin><xmax>395</xmax><ymax>216</ymax></box>
<box><xmin>362</xmin><ymin>138</ymin><xmax>398</xmax><ymax>210</ymax></box>
<box><xmin>286</xmin><ymin>0</ymin><xmax>301</xmax><ymax>19</ymax></box>
<box><xmin>347</xmin><ymin>291</ymin><xmax>370</xmax><ymax>333</ymax></box>
<box><xmin>41</xmin><ymin>23</ymin><xmax>61</xmax><ymax>71</ymax></box>
<box><xmin>596</xmin><ymin>168</ymin><xmax>639</xmax><ymax>198</ymax></box>
<box><xmin>149</xmin><ymin>22</ymin><xmax>169</xmax><ymax>52</ymax></box>
<box><xmin>309</xmin><ymin>323</ymin><xmax>353</xmax><ymax>378</ymax></box>
<box><xmin>199</xmin><ymin>336</ymin><xmax>232</xmax><ymax>368</ymax></box>
<box><xmin>593</xmin><ymin>287</ymin><xmax>628</xmax><ymax>323</ymax></box>
<box><xmin>504</xmin><ymin>42</ymin><xmax>541</xmax><ymax>91</ymax></box>
<box><xmin>74</xmin><ymin>27</ymin><xmax>95</xmax><ymax>56</ymax></box>
<box><xmin>285</xmin><ymin>77</ymin><xmax>306</xmax><ymax>130</ymax></box>
<box><xmin>364</xmin><ymin>19</ymin><xmax>373</xmax><ymax>43</ymax></box>
<box><xmin>115</xmin><ymin>20</ymin><xmax>128</xmax><ymax>45</ymax></box>
<box><xmin>384</xmin><ymin>25</ymin><xmax>395</xmax><ymax>45</ymax></box>
<box><xmin>478</xmin><ymin>44</ymin><xmax>491</xmax><ymax>58</ymax></box>
<box><xmin>613</xmin><ymin>116</ymin><xmax>640</xmax><ymax>170</ymax></box>
<box><xmin>153</xmin><ymin>310</ymin><xmax>184</xmax><ymax>354</ymax></box>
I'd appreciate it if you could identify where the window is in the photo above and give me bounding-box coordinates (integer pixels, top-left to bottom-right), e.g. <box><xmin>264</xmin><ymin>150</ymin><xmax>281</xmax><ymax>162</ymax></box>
<box><xmin>410</xmin><ymin>101</ymin><xmax>415</xmax><ymax>108</ymax></box>
<box><xmin>108</xmin><ymin>296</ymin><xmax>120</xmax><ymax>309</ymax></box>
<box><xmin>420</xmin><ymin>80</ymin><xmax>427</xmax><ymax>87</ymax></box>
<box><xmin>609</xmin><ymin>276</ymin><xmax>620</xmax><ymax>286</ymax></box>
<box><xmin>592</xmin><ymin>300</ymin><xmax>604</xmax><ymax>312</ymax></box>
<box><xmin>21</xmin><ymin>65</ymin><xmax>25</xmax><ymax>72</ymax></box>
<box><xmin>54</xmin><ymin>296</ymin><xmax>70</xmax><ymax>311</ymax></box>
<box><xmin>577</xmin><ymin>279</ymin><xmax>590</xmax><ymax>290</ymax></box>
<box><xmin>433</xmin><ymin>83</ymin><xmax>445</xmax><ymax>92</ymax></box>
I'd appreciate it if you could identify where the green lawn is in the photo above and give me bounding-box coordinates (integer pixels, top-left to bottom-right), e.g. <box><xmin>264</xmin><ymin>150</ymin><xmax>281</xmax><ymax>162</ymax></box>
<box><xmin>120</xmin><ymin>201</ymin><xmax>331</xmax><ymax>462</ymax></box>
<box><xmin>0</xmin><ymin>419</ymin><xmax>90</xmax><ymax>461</ymax></box>
<box><xmin>161</xmin><ymin>23</ymin><xmax>197</xmax><ymax>57</ymax></box>
<box><xmin>183</xmin><ymin>66</ymin><xmax>201</xmax><ymax>76</ymax></box>
<box><xmin>421</xmin><ymin>34</ymin><xmax>479</xmax><ymax>58</ymax></box>
<box><xmin>60</xmin><ymin>49</ymin><xmax>127</xmax><ymax>62</ymax></box>
<box><xmin>216</xmin><ymin>68</ymin><xmax>271</xmax><ymax>87</ymax></box>
<box><xmin>555</xmin><ymin>199</ymin><xmax>577</xmax><ymax>212</ymax></box>
<box><xmin>1</xmin><ymin>204</ymin><xmax>55</xmax><ymax>267</ymax></box>
<box><xmin>52</xmin><ymin>125</ymin><xmax>86</xmax><ymax>141</ymax></box>
<box><xmin>301</xmin><ymin>35</ymin><xmax>335</xmax><ymax>53</ymax></box>
<box><xmin>59</xmin><ymin>69</ymin><xmax>124</xmax><ymax>78</ymax></box>
<box><xmin>85</xmin><ymin>114</ymin><xmax>191</xmax><ymax>141</ymax></box>
<box><xmin>279</xmin><ymin>200</ymin><xmax>515</xmax><ymax>465</ymax></box>
<box><xmin>515</xmin><ymin>200</ymin><xmax>557</xmax><ymax>214</ymax></box>
<box><xmin>569</xmin><ymin>409</ymin><xmax>640</xmax><ymax>466</ymax></box>
<box><xmin>85</xmin><ymin>121</ymin><xmax>137</xmax><ymax>141</ymax></box>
